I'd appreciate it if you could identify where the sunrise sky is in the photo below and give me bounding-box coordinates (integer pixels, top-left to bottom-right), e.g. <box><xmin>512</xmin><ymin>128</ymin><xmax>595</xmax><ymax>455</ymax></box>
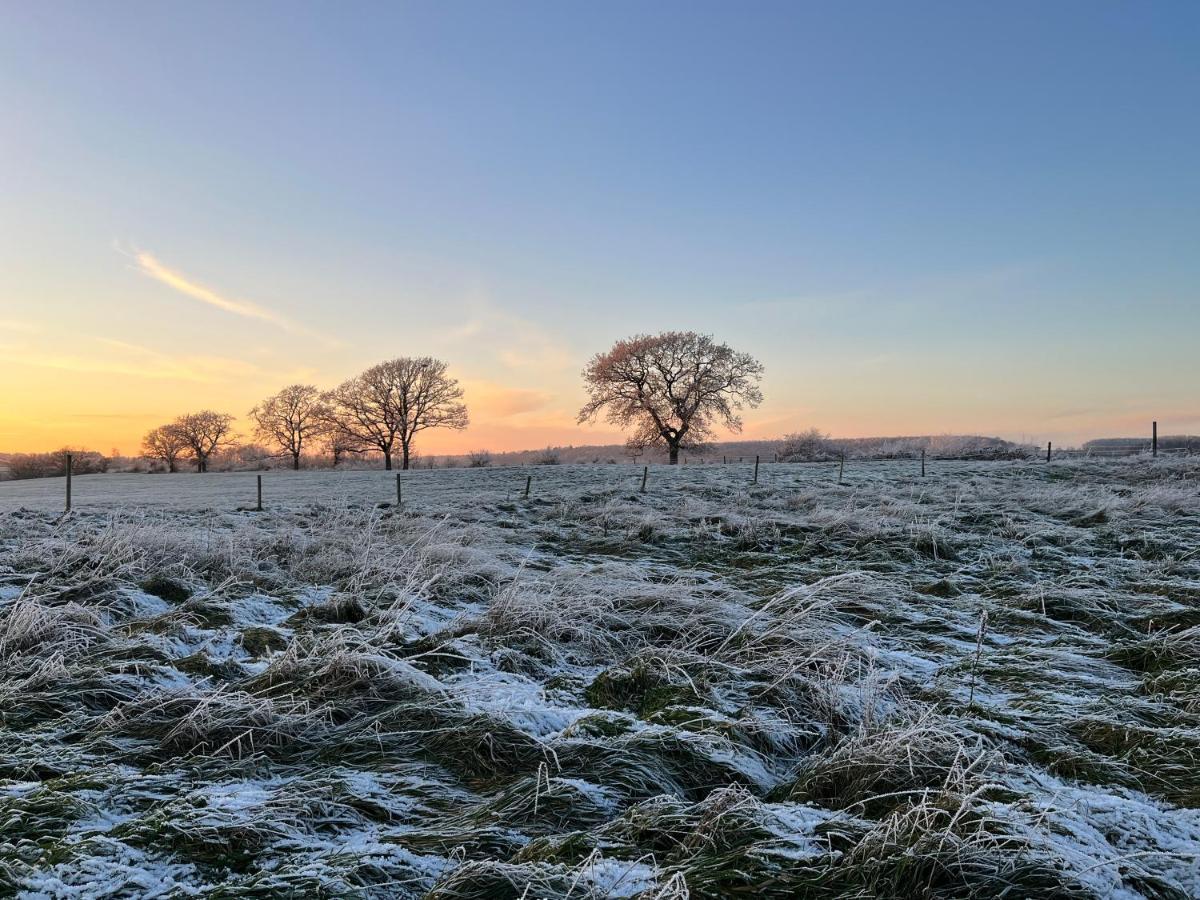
<box><xmin>2</xmin><ymin>1</ymin><xmax>1198</xmax><ymax>455</ymax></box>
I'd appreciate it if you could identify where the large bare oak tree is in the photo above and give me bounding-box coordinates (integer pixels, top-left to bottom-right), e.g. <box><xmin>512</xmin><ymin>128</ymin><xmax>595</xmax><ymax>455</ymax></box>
<box><xmin>578</xmin><ymin>331</ymin><xmax>764</xmax><ymax>465</ymax></box>
<box><xmin>249</xmin><ymin>384</ymin><xmax>329</xmax><ymax>470</ymax></box>
<box><xmin>174</xmin><ymin>411</ymin><xmax>236</xmax><ymax>472</ymax></box>
<box><xmin>142</xmin><ymin>424</ymin><xmax>188</xmax><ymax>473</ymax></box>
<box><xmin>324</xmin><ymin>357</ymin><xmax>468</xmax><ymax>470</ymax></box>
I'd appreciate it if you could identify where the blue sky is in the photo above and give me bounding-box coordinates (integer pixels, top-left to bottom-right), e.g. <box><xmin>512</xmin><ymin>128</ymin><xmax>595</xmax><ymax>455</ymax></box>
<box><xmin>1</xmin><ymin>1</ymin><xmax>1197</xmax><ymax>451</ymax></box>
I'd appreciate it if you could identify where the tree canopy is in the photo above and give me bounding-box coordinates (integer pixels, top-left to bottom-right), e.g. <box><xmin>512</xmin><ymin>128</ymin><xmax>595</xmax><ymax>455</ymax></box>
<box><xmin>579</xmin><ymin>331</ymin><xmax>764</xmax><ymax>464</ymax></box>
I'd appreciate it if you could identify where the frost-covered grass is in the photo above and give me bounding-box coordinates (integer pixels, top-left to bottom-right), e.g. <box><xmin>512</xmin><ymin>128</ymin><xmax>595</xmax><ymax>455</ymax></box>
<box><xmin>1</xmin><ymin>458</ymin><xmax>1198</xmax><ymax>897</ymax></box>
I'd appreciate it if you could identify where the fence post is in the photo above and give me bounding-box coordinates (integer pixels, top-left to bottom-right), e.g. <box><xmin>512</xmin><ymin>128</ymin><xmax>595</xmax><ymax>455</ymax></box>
<box><xmin>65</xmin><ymin>452</ymin><xmax>72</xmax><ymax>513</ymax></box>
<box><xmin>921</xmin><ymin>448</ymin><xmax>926</xmax><ymax>477</ymax></box>
<box><xmin>838</xmin><ymin>454</ymin><xmax>845</xmax><ymax>485</ymax></box>
<box><xmin>256</xmin><ymin>475</ymin><xmax>263</xmax><ymax>511</ymax></box>
<box><xmin>641</xmin><ymin>465</ymin><xmax>648</xmax><ymax>493</ymax></box>
<box><xmin>1152</xmin><ymin>421</ymin><xmax>1158</xmax><ymax>457</ymax></box>
<box><xmin>523</xmin><ymin>474</ymin><xmax>531</xmax><ymax>498</ymax></box>
<box><xmin>1046</xmin><ymin>441</ymin><xmax>1052</xmax><ymax>463</ymax></box>
<box><xmin>753</xmin><ymin>455</ymin><xmax>760</xmax><ymax>484</ymax></box>
<box><xmin>396</xmin><ymin>473</ymin><xmax>402</xmax><ymax>507</ymax></box>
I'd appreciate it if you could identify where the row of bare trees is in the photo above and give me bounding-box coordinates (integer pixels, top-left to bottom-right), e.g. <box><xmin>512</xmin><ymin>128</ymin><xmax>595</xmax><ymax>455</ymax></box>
<box><xmin>139</xmin><ymin>333</ymin><xmax>765</xmax><ymax>473</ymax></box>
<box><xmin>142</xmin><ymin>357</ymin><xmax>468</xmax><ymax>472</ymax></box>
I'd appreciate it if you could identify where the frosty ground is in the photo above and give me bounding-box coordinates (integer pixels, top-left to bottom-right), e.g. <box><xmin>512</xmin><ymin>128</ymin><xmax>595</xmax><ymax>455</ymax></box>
<box><xmin>1</xmin><ymin>460</ymin><xmax>1198</xmax><ymax>898</ymax></box>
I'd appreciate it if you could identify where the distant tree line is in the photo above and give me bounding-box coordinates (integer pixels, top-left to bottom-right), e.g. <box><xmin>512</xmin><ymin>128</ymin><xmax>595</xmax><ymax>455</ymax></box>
<box><xmin>778</xmin><ymin>431</ymin><xmax>1032</xmax><ymax>462</ymax></box>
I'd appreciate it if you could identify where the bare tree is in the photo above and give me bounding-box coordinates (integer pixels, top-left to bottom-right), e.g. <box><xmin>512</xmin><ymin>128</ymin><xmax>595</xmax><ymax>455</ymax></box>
<box><xmin>142</xmin><ymin>425</ymin><xmax>188</xmax><ymax>473</ymax></box>
<box><xmin>174</xmin><ymin>411</ymin><xmax>236</xmax><ymax>473</ymax></box>
<box><xmin>325</xmin><ymin>432</ymin><xmax>356</xmax><ymax>468</ymax></box>
<box><xmin>466</xmin><ymin>449</ymin><xmax>492</xmax><ymax>468</ymax></box>
<box><xmin>248</xmin><ymin>384</ymin><xmax>328</xmax><ymax>471</ymax></box>
<box><xmin>324</xmin><ymin>357</ymin><xmax>469</xmax><ymax>470</ymax></box>
<box><xmin>579</xmin><ymin>332</ymin><xmax>764</xmax><ymax>465</ymax></box>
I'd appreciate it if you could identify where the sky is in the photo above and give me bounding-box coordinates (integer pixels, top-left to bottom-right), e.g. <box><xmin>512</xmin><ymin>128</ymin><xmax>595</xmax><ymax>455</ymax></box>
<box><xmin>1</xmin><ymin>0</ymin><xmax>1198</xmax><ymax>455</ymax></box>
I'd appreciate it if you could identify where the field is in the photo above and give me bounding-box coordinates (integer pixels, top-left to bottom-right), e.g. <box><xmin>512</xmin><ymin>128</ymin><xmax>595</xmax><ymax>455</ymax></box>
<box><xmin>1</xmin><ymin>460</ymin><xmax>1198</xmax><ymax>898</ymax></box>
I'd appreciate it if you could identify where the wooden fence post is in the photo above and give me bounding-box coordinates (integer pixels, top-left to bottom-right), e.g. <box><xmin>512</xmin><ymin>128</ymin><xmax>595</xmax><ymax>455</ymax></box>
<box><xmin>1046</xmin><ymin>441</ymin><xmax>1052</xmax><ymax>463</ymax></box>
<box><xmin>838</xmin><ymin>454</ymin><xmax>845</xmax><ymax>485</ymax></box>
<box><xmin>396</xmin><ymin>473</ymin><xmax>402</xmax><ymax>507</ymax></box>
<box><xmin>256</xmin><ymin>475</ymin><xmax>263</xmax><ymax>512</ymax></box>
<box><xmin>753</xmin><ymin>455</ymin><xmax>759</xmax><ymax>484</ymax></box>
<box><xmin>921</xmin><ymin>448</ymin><xmax>926</xmax><ymax>477</ymax></box>
<box><xmin>524</xmin><ymin>475</ymin><xmax>531</xmax><ymax>498</ymax></box>
<box><xmin>1152</xmin><ymin>421</ymin><xmax>1158</xmax><ymax>457</ymax></box>
<box><xmin>65</xmin><ymin>452</ymin><xmax>72</xmax><ymax>513</ymax></box>
<box><xmin>641</xmin><ymin>465</ymin><xmax>648</xmax><ymax>493</ymax></box>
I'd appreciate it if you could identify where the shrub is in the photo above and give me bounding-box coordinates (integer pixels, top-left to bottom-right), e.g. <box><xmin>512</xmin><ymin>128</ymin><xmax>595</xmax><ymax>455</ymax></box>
<box><xmin>780</xmin><ymin>429</ymin><xmax>836</xmax><ymax>462</ymax></box>
<box><xmin>6</xmin><ymin>448</ymin><xmax>108</xmax><ymax>479</ymax></box>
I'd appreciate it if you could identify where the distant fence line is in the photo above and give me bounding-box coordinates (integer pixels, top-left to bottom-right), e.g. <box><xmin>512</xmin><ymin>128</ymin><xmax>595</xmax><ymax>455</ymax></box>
<box><xmin>24</xmin><ymin>446</ymin><xmax>1194</xmax><ymax>517</ymax></box>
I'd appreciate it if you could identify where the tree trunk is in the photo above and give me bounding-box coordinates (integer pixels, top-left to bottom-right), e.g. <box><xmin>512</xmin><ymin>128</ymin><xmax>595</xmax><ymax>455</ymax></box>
<box><xmin>168</xmin><ymin>459</ymin><xmax>177</xmax><ymax>474</ymax></box>
<box><xmin>401</xmin><ymin>445</ymin><xmax>411</xmax><ymax>471</ymax></box>
<box><xmin>292</xmin><ymin>452</ymin><xmax>301</xmax><ymax>471</ymax></box>
<box><xmin>668</xmin><ymin>443</ymin><xmax>680</xmax><ymax>465</ymax></box>
<box><xmin>384</xmin><ymin>452</ymin><xmax>393</xmax><ymax>471</ymax></box>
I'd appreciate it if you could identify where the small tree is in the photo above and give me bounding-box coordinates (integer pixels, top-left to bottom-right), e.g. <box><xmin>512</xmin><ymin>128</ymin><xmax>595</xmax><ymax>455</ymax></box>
<box><xmin>142</xmin><ymin>425</ymin><xmax>188</xmax><ymax>473</ymax></box>
<box><xmin>324</xmin><ymin>357</ymin><xmax>469</xmax><ymax>470</ymax></box>
<box><xmin>579</xmin><ymin>332</ymin><xmax>764</xmax><ymax>465</ymax></box>
<box><xmin>326</xmin><ymin>433</ymin><xmax>355</xmax><ymax>467</ymax></box>
<box><xmin>174</xmin><ymin>410</ymin><xmax>236</xmax><ymax>473</ymax></box>
<box><xmin>466</xmin><ymin>449</ymin><xmax>492</xmax><ymax>468</ymax></box>
<box><xmin>249</xmin><ymin>384</ymin><xmax>328</xmax><ymax>470</ymax></box>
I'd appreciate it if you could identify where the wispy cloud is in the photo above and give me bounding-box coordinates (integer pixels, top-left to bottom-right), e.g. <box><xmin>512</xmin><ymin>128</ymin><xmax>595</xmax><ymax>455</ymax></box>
<box><xmin>134</xmin><ymin>251</ymin><xmax>286</xmax><ymax>325</ymax></box>
<box><xmin>126</xmin><ymin>248</ymin><xmax>344</xmax><ymax>348</ymax></box>
<box><xmin>5</xmin><ymin>336</ymin><xmax>263</xmax><ymax>384</ymax></box>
